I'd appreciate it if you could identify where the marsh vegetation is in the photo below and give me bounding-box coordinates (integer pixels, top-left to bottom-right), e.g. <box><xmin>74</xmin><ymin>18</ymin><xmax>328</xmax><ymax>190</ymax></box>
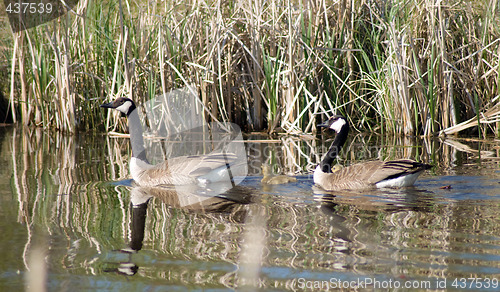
<box><xmin>2</xmin><ymin>0</ymin><xmax>500</xmax><ymax>135</ymax></box>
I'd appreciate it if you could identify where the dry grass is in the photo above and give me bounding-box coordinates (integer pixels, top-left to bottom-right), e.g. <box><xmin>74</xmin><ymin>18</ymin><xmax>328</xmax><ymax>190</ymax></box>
<box><xmin>3</xmin><ymin>0</ymin><xmax>500</xmax><ymax>136</ymax></box>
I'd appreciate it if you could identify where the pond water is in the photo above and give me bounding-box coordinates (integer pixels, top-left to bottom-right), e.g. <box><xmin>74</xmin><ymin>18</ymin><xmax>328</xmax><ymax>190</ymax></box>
<box><xmin>1</xmin><ymin>125</ymin><xmax>500</xmax><ymax>291</ymax></box>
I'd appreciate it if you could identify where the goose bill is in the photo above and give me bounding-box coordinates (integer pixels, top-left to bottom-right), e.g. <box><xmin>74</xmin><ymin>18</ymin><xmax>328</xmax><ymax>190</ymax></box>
<box><xmin>317</xmin><ymin>120</ymin><xmax>330</xmax><ymax>128</ymax></box>
<box><xmin>100</xmin><ymin>102</ymin><xmax>114</xmax><ymax>109</ymax></box>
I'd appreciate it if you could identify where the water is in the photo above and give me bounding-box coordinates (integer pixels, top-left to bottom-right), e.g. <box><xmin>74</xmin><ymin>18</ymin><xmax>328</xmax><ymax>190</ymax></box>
<box><xmin>1</xmin><ymin>126</ymin><xmax>500</xmax><ymax>291</ymax></box>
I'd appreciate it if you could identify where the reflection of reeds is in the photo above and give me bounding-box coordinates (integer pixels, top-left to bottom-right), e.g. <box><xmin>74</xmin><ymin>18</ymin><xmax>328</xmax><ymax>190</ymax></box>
<box><xmin>5</xmin><ymin>127</ymin><xmax>500</xmax><ymax>287</ymax></box>
<box><xmin>3</xmin><ymin>0</ymin><xmax>499</xmax><ymax>136</ymax></box>
<box><xmin>8</xmin><ymin>126</ymin><xmax>130</xmax><ymax>273</ymax></box>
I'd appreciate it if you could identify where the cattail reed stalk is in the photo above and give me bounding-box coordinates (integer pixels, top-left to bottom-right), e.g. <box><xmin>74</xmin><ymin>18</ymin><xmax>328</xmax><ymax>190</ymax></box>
<box><xmin>16</xmin><ymin>31</ymin><xmax>29</xmax><ymax>125</ymax></box>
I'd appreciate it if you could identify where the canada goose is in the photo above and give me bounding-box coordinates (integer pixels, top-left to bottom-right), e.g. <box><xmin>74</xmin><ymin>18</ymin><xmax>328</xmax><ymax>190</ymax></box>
<box><xmin>314</xmin><ymin>115</ymin><xmax>432</xmax><ymax>191</ymax></box>
<box><xmin>101</xmin><ymin>97</ymin><xmax>238</xmax><ymax>186</ymax></box>
<box><xmin>261</xmin><ymin>164</ymin><xmax>297</xmax><ymax>184</ymax></box>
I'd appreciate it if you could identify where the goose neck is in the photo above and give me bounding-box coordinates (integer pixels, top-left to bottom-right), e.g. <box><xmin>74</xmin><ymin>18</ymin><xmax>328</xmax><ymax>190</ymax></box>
<box><xmin>128</xmin><ymin>109</ymin><xmax>149</xmax><ymax>163</ymax></box>
<box><xmin>320</xmin><ymin>124</ymin><xmax>349</xmax><ymax>173</ymax></box>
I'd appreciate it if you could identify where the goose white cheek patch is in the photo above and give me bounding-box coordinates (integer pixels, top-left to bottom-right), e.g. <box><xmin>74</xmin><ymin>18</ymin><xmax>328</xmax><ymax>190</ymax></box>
<box><xmin>329</xmin><ymin>118</ymin><xmax>346</xmax><ymax>132</ymax></box>
<box><xmin>115</xmin><ymin>102</ymin><xmax>132</xmax><ymax>114</ymax></box>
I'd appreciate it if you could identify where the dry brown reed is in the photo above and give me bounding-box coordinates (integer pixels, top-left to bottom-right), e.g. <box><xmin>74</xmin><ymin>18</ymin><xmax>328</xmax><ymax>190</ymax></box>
<box><xmin>2</xmin><ymin>0</ymin><xmax>499</xmax><ymax>136</ymax></box>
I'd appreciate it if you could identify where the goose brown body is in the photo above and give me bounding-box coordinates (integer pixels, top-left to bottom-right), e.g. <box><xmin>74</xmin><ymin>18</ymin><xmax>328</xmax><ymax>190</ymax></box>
<box><xmin>130</xmin><ymin>153</ymin><xmax>237</xmax><ymax>186</ymax></box>
<box><xmin>314</xmin><ymin>159</ymin><xmax>431</xmax><ymax>191</ymax></box>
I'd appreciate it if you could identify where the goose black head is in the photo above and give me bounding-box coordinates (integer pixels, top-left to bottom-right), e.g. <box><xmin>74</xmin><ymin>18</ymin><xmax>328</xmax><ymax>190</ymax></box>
<box><xmin>318</xmin><ymin>115</ymin><xmax>348</xmax><ymax>133</ymax></box>
<box><xmin>100</xmin><ymin>97</ymin><xmax>136</xmax><ymax>116</ymax></box>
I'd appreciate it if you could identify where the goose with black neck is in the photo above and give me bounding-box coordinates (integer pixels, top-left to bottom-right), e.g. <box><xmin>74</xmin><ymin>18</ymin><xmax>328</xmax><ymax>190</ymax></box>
<box><xmin>101</xmin><ymin>97</ymin><xmax>238</xmax><ymax>187</ymax></box>
<box><xmin>314</xmin><ymin>115</ymin><xmax>432</xmax><ymax>191</ymax></box>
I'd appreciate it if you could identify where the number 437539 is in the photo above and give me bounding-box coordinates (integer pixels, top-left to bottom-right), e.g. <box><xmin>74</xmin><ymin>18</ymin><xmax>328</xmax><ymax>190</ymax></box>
<box><xmin>452</xmin><ymin>277</ymin><xmax>498</xmax><ymax>289</ymax></box>
<box><xmin>5</xmin><ymin>2</ymin><xmax>53</xmax><ymax>14</ymax></box>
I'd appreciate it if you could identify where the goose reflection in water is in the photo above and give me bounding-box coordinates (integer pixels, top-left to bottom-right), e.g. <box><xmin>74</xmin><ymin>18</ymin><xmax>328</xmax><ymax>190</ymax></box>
<box><xmin>313</xmin><ymin>186</ymin><xmax>437</xmax><ymax>243</ymax></box>
<box><xmin>104</xmin><ymin>183</ymin><xmax>255</xmax><ymax>276</ymax></box>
